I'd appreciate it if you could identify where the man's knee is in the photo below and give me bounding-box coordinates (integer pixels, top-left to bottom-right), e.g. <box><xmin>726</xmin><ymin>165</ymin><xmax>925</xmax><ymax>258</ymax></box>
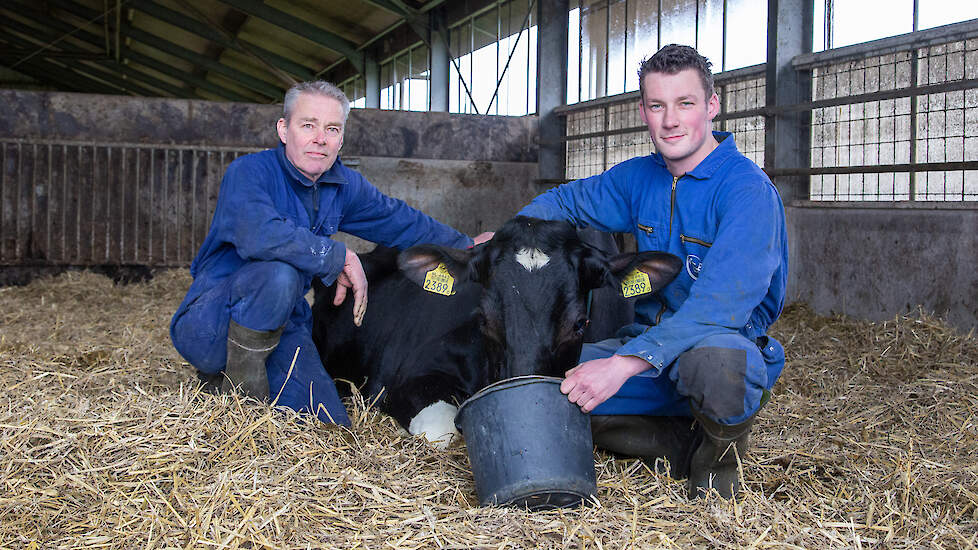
<box><xmin>230</xmin><ymin>261</ymin><xmax>303</xmax><ymax>328</ymax></box>
<box><xmin>673</xmin><ymin>334</ymin><xmax>766</xmax><ymax>424</ymax></box>
<box><xmin>238</xmin><ymin>261</ymin><xmax>302</xmax><ymax>301</ymax></box>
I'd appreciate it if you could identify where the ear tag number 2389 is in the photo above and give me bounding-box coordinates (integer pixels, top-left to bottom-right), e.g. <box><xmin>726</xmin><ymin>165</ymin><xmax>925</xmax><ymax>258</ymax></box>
<box><xmin>423</xmin><ymin>263</ymin><xmax>456</xmax><ymax>296</ymax></box>
<box><xmin>621</xmin><ymin>268</ymin><xmax>652</xmax><ymax>298</ymax></box>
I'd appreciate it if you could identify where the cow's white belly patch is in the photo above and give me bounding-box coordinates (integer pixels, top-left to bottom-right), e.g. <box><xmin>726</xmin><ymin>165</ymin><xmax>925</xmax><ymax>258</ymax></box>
<box><xmin>515</xmin><ymin>247</ymin><xmax>550</xmax><ymax>271</ymax></box>
<box><xmin>408</xmin><ymin>401</ymin><xmax>459</xmax><ymax>449</ymax></box>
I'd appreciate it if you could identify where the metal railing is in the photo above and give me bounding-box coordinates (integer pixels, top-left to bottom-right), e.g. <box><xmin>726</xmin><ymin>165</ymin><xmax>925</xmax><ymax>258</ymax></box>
<box><xmin>0</xmin><ymin>139</ymin><xmax>260</xmax><ymax>266</ymax></box>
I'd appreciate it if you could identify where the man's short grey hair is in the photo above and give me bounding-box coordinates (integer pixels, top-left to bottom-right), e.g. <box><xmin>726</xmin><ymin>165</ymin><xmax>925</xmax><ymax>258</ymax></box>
<box><xmin>282</xmin><ymin>81</ymin><xmax>351</xmax><ymax>123</ymax></box>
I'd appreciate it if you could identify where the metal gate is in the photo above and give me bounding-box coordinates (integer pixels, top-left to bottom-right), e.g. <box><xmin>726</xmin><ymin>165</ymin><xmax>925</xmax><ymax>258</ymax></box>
<box><xmin>0</xmin><ymin>139</ymin><xmax>260</xmax><ymax>267</ymax></box>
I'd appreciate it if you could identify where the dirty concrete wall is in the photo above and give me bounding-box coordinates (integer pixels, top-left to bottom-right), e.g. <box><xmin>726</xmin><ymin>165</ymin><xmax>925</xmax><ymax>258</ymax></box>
<box><xmin>787</xmin><ymin>203</ymin><xmax>978</xmax><ymax>333</ymax></box>
<box><xmin>338</xmin><ymin>109</ymin><xmax>539</xmax><ymax>250</ymax></box>
<box><xmin>0</xmin><ymin>90</ymin><xmax>539</xmax><ymax>273</ymax></box>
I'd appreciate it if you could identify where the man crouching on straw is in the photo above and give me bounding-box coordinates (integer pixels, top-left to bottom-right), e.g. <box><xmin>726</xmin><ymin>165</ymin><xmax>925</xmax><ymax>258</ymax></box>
<box><xmin>170</xmin><ymin>81</ymin><xmax>490</xmax><ymax>425</ymax></box>
<box><xmin>515</xmin><ymin>45</ymin><xmax>788</xmax><ymax>499</ymax></box>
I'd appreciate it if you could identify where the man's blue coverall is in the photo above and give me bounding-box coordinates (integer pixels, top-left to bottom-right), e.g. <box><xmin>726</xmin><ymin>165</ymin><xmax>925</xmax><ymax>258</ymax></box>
<box><xmin>519</xmin><ymin>132</ymin><xmax>788</xmax><ymax>425</ymax></box>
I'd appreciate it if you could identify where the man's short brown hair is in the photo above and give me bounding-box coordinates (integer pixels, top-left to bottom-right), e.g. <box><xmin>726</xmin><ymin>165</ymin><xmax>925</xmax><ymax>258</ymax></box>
<box><xmin>638</xmin><ymin>44</ymin><xmax>715</xmax><ymax>100</ymax></box>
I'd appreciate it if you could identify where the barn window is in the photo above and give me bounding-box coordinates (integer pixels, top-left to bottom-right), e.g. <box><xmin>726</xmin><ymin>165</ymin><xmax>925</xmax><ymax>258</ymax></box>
<box><xmin>380</xmin><ymin>44</ymin><xmax>431</xmax><ymax>112</ymax></box>
<box><xmin>448</xmin><ymin>0</ymin><xmax>538</xmax><ymax>116</ymax></box>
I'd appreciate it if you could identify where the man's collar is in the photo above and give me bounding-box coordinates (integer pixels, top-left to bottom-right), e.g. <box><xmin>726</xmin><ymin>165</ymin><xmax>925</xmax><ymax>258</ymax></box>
<box><xmin>276</xmin><ymin>143</ymin><xmax>349</xmax><ymax>187</ymax></box>
<box><xmin>650</xmin><ymin>131</ymin><xmax>740</xmax><ymax>179</ymax></box>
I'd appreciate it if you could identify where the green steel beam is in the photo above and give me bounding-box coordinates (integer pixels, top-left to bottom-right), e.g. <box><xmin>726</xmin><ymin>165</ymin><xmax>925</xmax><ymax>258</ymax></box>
<box><xmin>92</xmin><ymin>60</ymin><xmax>196</xmax><ymax>98</ymax></box>
<box><xmin>358</xmin><ymin>0</ymin><xmax>413</xmax><ymax>16</ymax></box>
<box><xmin>43</xmin><ymin>0</ymin><xmax>283</xmax><ymax>100</ymax></box>
<box><xmin>128</xmin><ymin>0</ymin><xmax>315</xmax><ymax>81</ymax></box>
<box><xmin>0</xmin><ymin>49</ymin><xmax>111</xmax><ymax>60</ymax></box>
<box><xmin>120</xmin><ymin>24</ymin><xmax>283</xmax><ymax>99</ymax></box>
<box><xmin>1</xmin><ymin>33</ymin><xmax>160</xmax><ymax>96</ymax></box>
<box><xmin>218</xmin><ymin>0</ymin><xmax>364</xmax><ymax>71</ymax></box>
<box><xmin>0</xmin><ymin>15</ymin><xmax>196</xmax><ymax>98</ymax></box>
<box><xmin>0</xmin><ymin>44</ymin><xmax>108</xmax><ymax>94</ymax></box>
<box><xmin>1</xmin><ymin>5</ymin><xmax>255</xmax><ymax>102</ymax></box>
<box><xmin>122</xmin><ymin>49</ymin><xmax>258</xmax><ymax>102</ymax></box>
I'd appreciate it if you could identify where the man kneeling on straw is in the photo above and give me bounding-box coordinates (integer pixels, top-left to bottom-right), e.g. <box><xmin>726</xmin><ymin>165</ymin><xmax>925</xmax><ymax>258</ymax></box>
<box><xmin>515</xmin><ymin>45</ymin><xmax>788</xmax><ymax>499</ymax></box>
<box><xmin>170</xmin><ymin>81</ymin><xmax>490</xmax><ymax>426</ymax></box>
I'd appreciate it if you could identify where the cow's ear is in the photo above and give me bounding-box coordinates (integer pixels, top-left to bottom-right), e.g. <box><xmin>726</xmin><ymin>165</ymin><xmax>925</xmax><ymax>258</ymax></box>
<box><xmin>397</xmin><ymin>245</ymin><xmax>474</xmax><ymax>289</ymax></box>
<box><xmin>573</xmin><ymin>243</ymin><xmax>614</xmax><ymax>291</ymax></box>
<box><xmin>608</xmin><ymin>251</ymin><xmax>683</xmax><ymax>296</ymax></box>
<box><xmin>466</xmin><ymin>242</ymin><xmax>497</xmax><ymax>285</ymax></box>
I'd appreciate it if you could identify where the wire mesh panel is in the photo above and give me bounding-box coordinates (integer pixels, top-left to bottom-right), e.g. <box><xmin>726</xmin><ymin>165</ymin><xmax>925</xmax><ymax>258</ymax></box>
<box><xmin>606</xmin><ymin>101</ymin><xmax>651</xmax><ymax>168</ymax></box>
<box><xmin>0</xmin><ymin>139</ymin><xmax>258</xmax><ymax>266</ymax></box>
<box><xmin>915</xmin><ymin>39</ymin><xmax>978</xmax><ymax>200</ymax></box>
<box><xmin>810</xmin><ymin>50</ymin><xmax>914</xmax><ymax>200</ymax></box>
<box><xmin>565</xmin><ymin>107</ymin><xmax>608</xmax><ymax>179</ymax></box>
<box><xmin>718</xmin><ymin>76</ymin><xmax>766</xmax><ymax>165</ymax></box>
<box><xmin>565</xmin><ymin>136</ymin><xmax>606</xmax><ymax>180</ymax></box>
<box><xmin>808</xmin><ymin>37</ymin><xmax>978</xmax><ymax>201</ymax></box>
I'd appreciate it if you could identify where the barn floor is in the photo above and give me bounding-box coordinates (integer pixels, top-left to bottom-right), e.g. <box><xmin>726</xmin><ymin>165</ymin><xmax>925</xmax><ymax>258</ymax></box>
<box><xmin>1</xmin><ymin>270</ymin><xmax>976</xmax><ymax>549</ymax></box>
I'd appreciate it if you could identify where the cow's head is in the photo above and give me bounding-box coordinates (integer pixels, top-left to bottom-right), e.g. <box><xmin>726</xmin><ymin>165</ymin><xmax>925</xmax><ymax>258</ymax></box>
<box><xmin>398</xmin><ymin>217</ymin><xmax>681</xmax><ymax>382</ymax></box>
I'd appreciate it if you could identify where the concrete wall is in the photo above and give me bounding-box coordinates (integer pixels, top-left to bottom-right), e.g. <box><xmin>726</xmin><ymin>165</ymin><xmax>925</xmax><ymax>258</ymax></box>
<box><xmin>338</xmin><ymin>109</ymin><xmax>539</xmax><ymax>250</ymax></box>
<box><xmin>0</xmin><ymin>90</ymin><xmax>539</xmax><ymax>267</ymax></box>
<box><xmin>787</xmin><ymin>203</ymin><xmax>978</xmax><ymax>332</ymax></box>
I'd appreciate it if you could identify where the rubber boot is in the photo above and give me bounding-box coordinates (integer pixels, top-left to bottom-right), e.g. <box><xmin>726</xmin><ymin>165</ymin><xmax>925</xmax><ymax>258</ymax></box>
<box><xmin>221</xmin><ymin>319</ymin><xmax>284</xmax><ymax>400</ymax></box>
<box><xmin>590</xmin><ymin>415</ymin><xmax>699</xmax><ymax>478</ymax></box>
<box><xmin>196</xmin><ymin>371</ymin><xmax>223</xmax><ymax>394</ymax></box>
<box><xmin>686</xmin><ymin>406</ymin><xmax>756</xmax><ymax>500</ymax></box>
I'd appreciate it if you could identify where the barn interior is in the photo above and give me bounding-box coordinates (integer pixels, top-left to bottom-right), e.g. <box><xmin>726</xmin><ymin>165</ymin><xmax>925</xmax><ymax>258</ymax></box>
<box><xmin>1</xmin><ymin>1</ymin><xmax>976</xmax><ymax>548</ymax></box>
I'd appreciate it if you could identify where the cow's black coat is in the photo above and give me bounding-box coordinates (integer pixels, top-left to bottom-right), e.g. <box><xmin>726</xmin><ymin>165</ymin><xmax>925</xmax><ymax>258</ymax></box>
<box><xmin>311</xmin><ymin>217</ymin><xmax>681</xmax><ymax>435</ymax></box>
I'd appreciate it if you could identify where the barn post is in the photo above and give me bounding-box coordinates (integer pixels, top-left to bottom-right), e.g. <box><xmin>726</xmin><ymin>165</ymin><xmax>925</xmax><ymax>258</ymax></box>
<box><xmin>364</xmin><ymin>55</ymin><xmax>381</xmax><ymax>109</ymax></box>
<box><xmin>765</xmin><ymin>0</ymin><xmax>814</xmax><ymax>203</ymax></box>
<box><xmin>429</xmin><ymin>9</ymin><xmax>450</xmax><ymax>112</ymax></box>
<box><xmin>537</xmin><ymin>0</ymin><xmax>569</xmax><ymax>183</ymax></box>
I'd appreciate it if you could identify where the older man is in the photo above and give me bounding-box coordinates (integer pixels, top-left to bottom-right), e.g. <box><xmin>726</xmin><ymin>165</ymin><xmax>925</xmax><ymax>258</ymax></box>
<box><xmin>170</xmin><ymin>81</ymin><xmax>485</xmax><ymax>426</ymax></box>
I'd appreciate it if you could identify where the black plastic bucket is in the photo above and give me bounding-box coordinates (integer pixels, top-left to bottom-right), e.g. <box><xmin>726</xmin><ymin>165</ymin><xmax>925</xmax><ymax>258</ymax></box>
<box><xmin>454</xmin><ymin>375</ymin><xmax>597</xmax><ymax>510</ymax></box>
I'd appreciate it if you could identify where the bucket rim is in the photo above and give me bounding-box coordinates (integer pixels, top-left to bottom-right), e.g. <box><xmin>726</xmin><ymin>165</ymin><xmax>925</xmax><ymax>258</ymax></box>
<box><xmin>456</xmin><ymin>375</ymin><xmax>564</xmax><ymax>419</ymax></box>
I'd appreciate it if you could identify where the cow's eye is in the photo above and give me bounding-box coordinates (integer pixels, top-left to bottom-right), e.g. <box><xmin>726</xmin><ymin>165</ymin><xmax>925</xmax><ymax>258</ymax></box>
<box><xmin>573</xmin><ymin>318</ymin><xmax>589</xmax><ymax>334</ymax></box>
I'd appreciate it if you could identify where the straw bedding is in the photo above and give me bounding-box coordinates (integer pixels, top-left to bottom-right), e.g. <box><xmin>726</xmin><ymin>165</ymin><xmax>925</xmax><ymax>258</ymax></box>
<box><xmin>1</xmin><ymin>270</ymin><xmax>975</xmax><ymax>549</ymax></box>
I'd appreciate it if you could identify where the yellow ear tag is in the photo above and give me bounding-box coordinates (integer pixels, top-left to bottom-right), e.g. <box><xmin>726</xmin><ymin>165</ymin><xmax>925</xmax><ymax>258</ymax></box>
<box><xmin>422</xmin><ymin>263</ymin><xmax>455</xmax><ymax>296</ymax></box>
<box><xmin>621</xmin><ymin>268</ymin><xmax>653</xmax><ymax>298</ymax></box>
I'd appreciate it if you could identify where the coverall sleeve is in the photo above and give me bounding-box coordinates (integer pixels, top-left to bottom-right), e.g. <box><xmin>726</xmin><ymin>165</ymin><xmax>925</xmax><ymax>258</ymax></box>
<box><xmin>218</xmin><ymin>159</ymin><xmax>347</xmax><ymax>283</ymax></box>
<box><xmin>517</xmin><ymin>161</ymin><xmax>636</xmax><ymax>233</ymax></box>
<box><xmin>339</xmin><ymin>173</ymin><xmax>473</xmax><ymax>250</ymax></box>
<box><xmin>615</xmin><ymin>173</ymin><xmax>786</xmax><ymax>372</ymax></box>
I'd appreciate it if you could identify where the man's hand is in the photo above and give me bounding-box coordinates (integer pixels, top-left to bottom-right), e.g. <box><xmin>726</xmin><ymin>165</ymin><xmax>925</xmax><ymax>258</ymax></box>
<box><xmin>333</xmin><ymin>248</ymin><xmax>368</xmax><ymax>326</ymax></box>
<box><xmin>472</xmin><ymin>232</ymin><xmax>494</xmax><ymax>245</ymax></box>
<box><xmin>561</xmin><ymin>354</ymin><xmax>651</xmax><ymax>413</ymax></box>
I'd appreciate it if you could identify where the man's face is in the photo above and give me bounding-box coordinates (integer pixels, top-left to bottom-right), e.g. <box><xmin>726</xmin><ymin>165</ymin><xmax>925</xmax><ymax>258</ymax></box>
<box><xmin>638</xmin><ymin>68</ymin><xmax>720</xmax><ymax>175</ymax></box>
<box><xmin>276</xmin><ymin>93</ymin><xmax>345</xmax><ymax>182</ymax></box>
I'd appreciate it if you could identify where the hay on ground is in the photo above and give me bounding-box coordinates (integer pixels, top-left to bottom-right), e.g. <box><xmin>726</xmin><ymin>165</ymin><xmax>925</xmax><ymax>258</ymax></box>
<box><xmin>0</xmin><ymin>270</ymin><xmax>975</xmax><ymax>549</ymax></box>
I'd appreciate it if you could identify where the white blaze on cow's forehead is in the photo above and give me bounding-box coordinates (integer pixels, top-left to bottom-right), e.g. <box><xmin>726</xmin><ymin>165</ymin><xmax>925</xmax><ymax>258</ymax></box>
<box><xmin>408</xmin><ymin>401</ymin><xmax>459</xmax><ymax>450</ymax></box>
<box><xmin>514</xmin><ymin>247</ymin><xmax>550</xmax><ymax>271</ymax></box>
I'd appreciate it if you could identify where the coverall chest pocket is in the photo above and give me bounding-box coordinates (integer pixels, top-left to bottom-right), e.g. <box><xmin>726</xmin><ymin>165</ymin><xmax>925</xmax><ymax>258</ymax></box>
<box><xmin>679</xmin><ymin>233</ymin><xmax>712</xmax><ymax>281</ymax></box>
<box><xmin>635</xmin><ymin>219</ymin><xmax>663</xmax><ymax>250</ymax></box>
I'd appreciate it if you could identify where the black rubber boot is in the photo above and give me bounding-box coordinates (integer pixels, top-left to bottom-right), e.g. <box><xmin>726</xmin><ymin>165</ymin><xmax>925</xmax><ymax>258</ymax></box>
<box><xmin>196</xmin><ymin>371</ymin><xmax>224</xmax><ymax>394</ymax></box>
<box><xmin>590</xmin><ymin>415</ymin><xmax>699</xmax><ymax>478</ymax></box>
<box><xmin>686</xmin><ymin>399</ymin><xmax>766</xmax><ymax>499</ymax></box>
<box><xmin>221</xmin><ymin>319</ymin><xmax>284</xmax><ymax>401</ymax></box>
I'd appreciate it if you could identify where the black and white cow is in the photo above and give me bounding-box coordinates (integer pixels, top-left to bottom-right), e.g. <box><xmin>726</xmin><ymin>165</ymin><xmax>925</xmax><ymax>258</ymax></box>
<box><xmin>311</xmin><ymin>216</ymin><xmax>681</xmax><ymax>447</ymax></box>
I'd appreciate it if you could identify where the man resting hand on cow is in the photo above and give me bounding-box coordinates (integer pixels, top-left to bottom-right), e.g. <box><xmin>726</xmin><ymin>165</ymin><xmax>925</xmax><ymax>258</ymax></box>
<box><xmin>170</xmin><ymin>80</ymin><xmax>490</xmax><ymax>426</ymax></box>
<box><xmin>518</xmin><ymin>44</ymin><xmax>789</xmax><ymax>500</ymax></box>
